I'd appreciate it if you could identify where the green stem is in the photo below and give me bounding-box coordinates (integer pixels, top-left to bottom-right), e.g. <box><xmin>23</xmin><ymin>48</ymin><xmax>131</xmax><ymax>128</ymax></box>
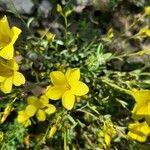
<box><xmin>120</xmin><ymin>14</ymin><xmax>146</xmax><ymax>38</ymax></box>
<box><xmin>127</xmin><ymin>14</ymin><xmax>146</xmax><ymax>31</ymax></box>
<box><xmin>102</xmin><ymin>80</ymin><xmax>132</xmax><ymax>95</ymax></box>
<box><xmin>76</xmin><ymin>109</ymin><xmax>100</xmax><ymax>120</ymax></box>
<box><xmin>64</xmin><ymin>128</ymin><xmax>67</xmax><ymax>150</ymax></box>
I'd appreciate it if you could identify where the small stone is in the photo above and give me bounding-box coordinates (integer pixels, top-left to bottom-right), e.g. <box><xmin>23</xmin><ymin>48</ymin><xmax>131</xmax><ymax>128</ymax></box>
<box><xmin>39</xmin><ymin>0</ymin><xmax>52</xmax><ymax>18</ymax></box>
<box><xmin>0</xmin><ymin>0</ymin><xmax>34</xmax><ymax>15</ymax></box>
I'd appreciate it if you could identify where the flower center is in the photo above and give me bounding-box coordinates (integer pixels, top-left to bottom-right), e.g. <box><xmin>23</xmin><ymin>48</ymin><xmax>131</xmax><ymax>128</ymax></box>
<box><xmin>144</xmin><ymin>99</ymin><xmax>150</xmax><ymax>105</ymax></box>
<box><xmin>66</xmin><ymin>83</ymin><xmax>71</xmax><ymax>90</ymax></box>
<box><xmin>0</xmin><ymin>37</ymin><xmax>11</xmax><ymax>49</ymax></box>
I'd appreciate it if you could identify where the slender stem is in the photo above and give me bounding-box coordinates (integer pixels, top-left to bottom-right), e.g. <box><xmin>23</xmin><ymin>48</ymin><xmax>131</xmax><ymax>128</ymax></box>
<box><xmin>64</xmin><ymin>128</ymin><xmax>67</xmax><ymax>150</ymax></box>
<box><xmin>102</xmin><ymin>80</ymin><xmax>132</xmax><ymax>95</ymax></box>
<box><xmin>127</xmin><ymin>14</ymin><xmax>146</xmax><ymax>31</ymax></box>
<box><xmin>120</xmin><ymin>14</ymin><xmax>146</xmax><ymax>38</ymax></box>
<box><xmin>76</xmin><ymin>109</ymin><xmax>100</xmax><ymax>120</ymax></box>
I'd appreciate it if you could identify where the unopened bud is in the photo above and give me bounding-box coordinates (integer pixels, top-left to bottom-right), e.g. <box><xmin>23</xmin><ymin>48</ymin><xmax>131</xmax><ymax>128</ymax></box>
<box><xmin>49</xmin><ymin>125</ymin><xmax>57</xmax><ymax>138</ymax></box>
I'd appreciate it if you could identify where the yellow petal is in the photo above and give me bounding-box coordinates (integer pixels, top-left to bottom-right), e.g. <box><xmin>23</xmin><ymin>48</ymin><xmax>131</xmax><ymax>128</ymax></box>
<box><xmin>0</xmin><ymin>76</ymin><xmax>5</xmax><ymax>82</ymax></box>
<box><xmin>17</xmin><ymin>111</ymin><xmax>29</xmax><ymax>123</ymax></box>
<box><xmin>24</xmin><ymin>120</ymin><xmax>31</xmax><ymax>127</ymax></box>
<box><xmin>140</xmin><ymin>124</ymin><xmax>150</xmax><ymax>136</ymax></box>
<box><xmin>145</xmin><ymin>6</ymin><xmax>150</xmax><ymax>15</ymax></box>
<box><xmin>40</xmin><ymin>95</ymin><xmax>49</xmax><ymax>106</ymax></box>
<box><xmin>65</xmin><ymin>68</ymin><xmax>80</xmax><ymax>84</ymax></box>
<box><xmin>0</xmin><ymin>60</ymin><xmax>12</xmax><ymax>76</ymax></box>
<box><xmin>9</xmin><ymin>59</ymin><xmax>19</xmax><ymax>71</ymax></box>
<box><xmin>57</xmin><ymin>4</ymin><xmax>62</xmax><ymax>13</ymax></box>
<box><xmin>49</xmin><ymin>125</ymin><xmax>57</xmax><ymax>137</ymax></box>
<box><xmin>11</xmin><ymin>26</ymin><xmax>21</xmax><ymax>44</ymax></box>
<box><xmin>25</xmin><ymin>105</ymin><xmax>37</xmax><ymax>117</ymax></box>
<box><xmin>1</xmin><ymin>77</ymin><xmax>12</xmax><ymax>93</ymax></box>
<box><xmin>0</xmin><ymin>16</ymin><xmax>21</xmax><ymax>60</ymax></box>
<box><xmin>136</xmin><ymin>105</ymin><xmax>148</xmax><ymax>115</ymax></box>
<box><xmin>36</xmin><ymin>109</ymin><xmax>46</xmax><ymax>121</ymax></box>
<box><xmin>45</xmin><ymin>86</ymin><xmax>66</xmax><ymax>100</ymax></box>
<box><xmin>27</xmin><ymin>96</ymin><xmax>39</xmax><ymax>104</ymax></box>
<box><xmin>62</xmin><ymin>90</ymin><xmax>75</xmax><ymax>110</ymax></box>
<box><xmin>104</xmin><ymin>134</ymin><xmax>111</xmax><ymax>146</ymax></box>
<box><xmin>145</xmin><ymin>29</ymin><xmax>150</xmax><ymax>37</ymax></box>
<box><xmin>37</xmin><ymin>30</ymin><xmax>55</xmax><ymax>41</ymax></box>
<box><xmin>0</xmin><ymin>16</ymin><xmax>12</xmax><ymax>37</ymax></box>
<box><xmin>128</xmin><ymin>132</ymin><xmax>146</xmax><ymax>142</ymax></box>
<box><xmin>13</xmin><ymin>71</ymin><xmax>25</xmax><ymax>86</ymax></box>
<box><xmin>131</xmin><ymin>90</ymin><xmax>150</xmax><ymax>103</ymax></box>
<box><xmin>128</xmin><ymin>122</ymin><xmax>150</xmax><ymax>142</ymax></box>
<box><xmin>0</xmin><ymin>58</ymin><xmax>18</xmax><ymax>73</ymax></box>
<box><xmin>0</xmin><ymin>44</ymin><xmax>14</xmax><ymax>60</ymax></box>
<box><xmin>44</xmin><ymin>104</ymin><xmax>56</xmax><ymax>115</ymax></box>
<box><xmin>50</xmin><ymin>71</ymin><xmax>67</xmax><ymax>85</ymax></box>
<box><xmin>71</xmin><ymin>81</ymin><xmax>89</xmax><ymax>96</ymax></box>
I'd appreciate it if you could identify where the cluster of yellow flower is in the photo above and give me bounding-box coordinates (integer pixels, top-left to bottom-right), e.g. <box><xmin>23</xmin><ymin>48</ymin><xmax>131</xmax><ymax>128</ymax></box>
<box><xmin>98</xmin><ymin>120</ymin><xmax>116</xmax><ymax>148</ymax></box>
<box><xmin>0</xmin><ymin>16</ymin><xmax>89</xmax><ymax>128</ymax></box>
<box><xmin>128</xmin><ymin>90</ymin><xmax>150</xmax><ymax>142</ymax></box>
<box><xmin>0</xmin><ymin>16</ymin><xmax>25</xmax><ymax>93</ymax></box>
<box><xmin>17</xmin><ymin>95</ymin><xmax>56</xmax><ymax>127</ymax></box>
<box><xmin>17</xmin><ymin>68</ymin><xmax>89</xmax><ymax>126</ymax></box>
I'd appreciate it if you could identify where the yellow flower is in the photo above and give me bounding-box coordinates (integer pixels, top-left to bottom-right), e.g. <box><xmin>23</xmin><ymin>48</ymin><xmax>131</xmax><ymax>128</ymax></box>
<box><xmin>128</xmin><ymin>121</ymin><xmax>150</xmax><ymax>142</ymax></box>
<box><xmin>17</xmin><ymin>110</ymin><xmax>31</xmax><ymax>127</ymax></box>
<box><xmin>57</xmin><ymin>4</ymin><xmax>62</xmax><ymax>13</ymax></box>
<box><xmin>0</xmin><ymin>105</ymin><xmax>12</xmax><ymax>124</ymax></box>
<box><xmin>0</xmin><ymin>131</ymin><xmax>4</xmax><ymax>143</ymax></box>
<box><xmin>145</xmin><ymin>29</ymin><xmax>150</xmax><ymax>37</ymax></box>
<box><xmin>45</xmin><ymin>68</ymin><xmax>89</xmax><ymax>110</ymax></box>
<box><xmin>131</xmin><ymin>89</ymin><xmax>150</xmax><ymax>124</ymax></box>
<box><xmin>138</xmin><ymin>27</ymin><xmax>150</xmax><ymax>37</ymax></box>
<box><xmin>24</xmin><ymin>135</ymin><xmax>30</xmax><ymax>148</ymax></box>
<box><xmin>25</xmin><ymin>95</ymin><xmax>56</xmax><ymax>122</ymax></box>
<box><xmin>49</xmin><ymin>125</ymin><xmax>57</xmax><ymax>138</ymax></box>
<box><xmin>103</xmin><ymin>121</ymin><xmax>116</xmax><ymax>147</ymax></box>
<box><xmin>0</xmin><ymin>16</ymin><xmax>21</xmax><ymax>60</ymax></box>
<box><xmin>107</xmin><ymin>28</ymin><xmax>114</xmax><ymax>40</ymax></box>
<box><xmin>37</xmin><ymin>30</ymin><xmax>55</xmax><ymax>41</ymax></box>
<box><xmin>144</xmin><ymin>6</ymin><xmax>150</xmax><ymax>15</ymax></box>
<box><xmin>0</xmin><ymin>58</ymin><xmax>25</xmax><ymax>93</ymax></box>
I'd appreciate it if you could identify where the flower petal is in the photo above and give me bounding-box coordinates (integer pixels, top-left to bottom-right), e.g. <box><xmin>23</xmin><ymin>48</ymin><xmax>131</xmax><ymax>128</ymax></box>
<box><xmin>50</xmin><ymin>71</ymin><xmax>66</xmax><ymax>85</ymax></box>
<box><xmin>136</xmin><ymin>105</ymin><xmax>149</xmax><ymax>115</ymax></box>
<box><xmin>40</xmin><ymin>95</ymin><xmax>49</xmax><ymax>106</ymax></box>
<box><xmin>0</xmin><ymin>76</ymin><xmax>5</xmax><ymax>82</ymax></box>
<box><xmin>0</xmin><ymin>16</ymin><xmax>21</xmax><ymax>60</ymax></box>
<box><xmin>11</xmin><ymin>26</ymin><xmax>22</xmax><ymax>44</ymax></box>
<box><xmin>1</xmin><ymin>77</ymin><xmax>12</xmax><ymax>93</ymax></box>
<box><xmin>27</xmin><ymin>96</ymin><xmax>39</xmax><ymax>104</ymax></box>
<box><xmin>44</xmin><ymin>104</ymin><xmax>56</xmax><ymax>115</ymax></box>
<box><xmin>128</xmin><ymin>131</ymin><xmax>146</xmax><ymax>142</ymax></box>
<box><xmin>17</xmin><ymin>111</ymin><xmax>29</xmax><ymax>123</ymax></box>
<box><xmin>45</xmin><ymin>86</ymin><xmax>66</xmax><ymax>100</ymax></box>
<box><xmin>71</xmin><ymin>81</ymin><xmax>89</xmax><ymax>96</ymax></box>
<box><xmin>0</xmin><ymin>44</ymin><xmax>14</xmax><ymax>60</ymax></box>
<box><xmin>66</xmin><ymin>68</ymin><xmax>80</xmax><ymax>84</ymax></box>
<box><xmin>13</xmin><ymin>71</ymin><xmax>25</xmax><ymax>86</ymax></box>
<box><xmin>62</xmin><ymin>90</ymin><xmax>75</xmax><ymax>110</ymax></box>
<box><xmin>0</xmin><ymin>16</ymin><xmax>12</xmax><ymax>37</ymax></box>
<box><xmin>104</xmin><ymin>134</ymin><xmax>111</xmax><ymax>146</ymax></box>
<box><xmin>0</xmin><ymin>58</ymin><xmax>18</xmax><ymax>75</ymax></box>
<box><xmin>36</xmin><ymin>109</ymin><xmax>46</xmax><ymax>121</ymax></box>
<box><xmin>25</xmin><ymin>105</ymin><xmax>37</xmax><ymax>117</ymax></box>
<box><xmin>131</xmin><ymin>90</ymin><xmax>150</xmax><ymax>103</ymax></box>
